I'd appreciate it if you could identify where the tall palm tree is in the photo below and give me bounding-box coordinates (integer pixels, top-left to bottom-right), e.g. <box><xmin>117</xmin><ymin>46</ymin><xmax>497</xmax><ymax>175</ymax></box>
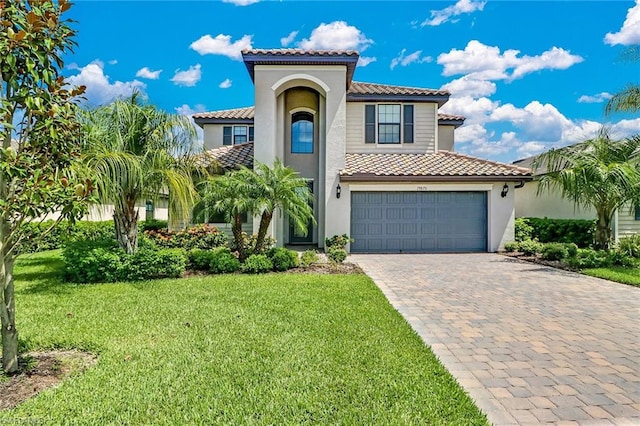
<box><xmin>534</xmin><ymin>129</ymin><xmax>640</xmax><ymax>250</ymax></box>
<box><xmin>605</xmin><ymin>45</ymin><xmax>640</xmax><ymax>115</ymax></box>
<box><xmin>83</xmin><ymin>93</ymin><xmax>202</xmax><ymax>254</ymax></box>
<box><xmin>244</xmin><ymin>160</ymin><xmax>314</xmax><ymax>253</ymax></box>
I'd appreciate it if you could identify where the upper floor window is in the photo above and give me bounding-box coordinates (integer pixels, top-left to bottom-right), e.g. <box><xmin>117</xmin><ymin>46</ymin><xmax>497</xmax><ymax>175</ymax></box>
<box><xmin>365</xmin><ymin>104</ymin><xmax>414</xmax><ymax>144</ymax></box>
<box><xmin>223</xmin><ymin>125</ymin><xmax>254</xmax><ymax>145</ymax></box>
<box><xmin>291</xmin><ymin>112</ymin><xmax>314</xmax><ymax>154</ymax></box>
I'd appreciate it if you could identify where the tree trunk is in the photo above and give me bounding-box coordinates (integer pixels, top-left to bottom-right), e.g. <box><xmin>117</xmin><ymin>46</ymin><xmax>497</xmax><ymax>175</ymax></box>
<box><xmin>594</xmin><ymin>209</ymin><xmax>613</xmax><ymax>251</ymax></box>
<box><xmin>114</xmin><ymin>200</ymin><xmax>139</xmax><ymax>255</ymax></box>
<box><xmin>0</xmin><ymin>249</ymin><xmax>18</xmax><ymax>374</ymax></box>
<box><xmin>255</xmin><ymin>211</ymin><xmax>273</xmax><ymax>254</ymax></box>
<box><xmin>231</xmin><ymin>213</ymin><xmax>244</xmax><ymax>259</ymax></box>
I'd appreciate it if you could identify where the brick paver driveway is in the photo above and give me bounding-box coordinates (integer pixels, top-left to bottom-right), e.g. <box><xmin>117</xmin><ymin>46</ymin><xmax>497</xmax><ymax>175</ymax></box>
<box><xmin>352</xmin><ymin>253</ymin><xmax>640</xmax><ymax>425</ymax></box>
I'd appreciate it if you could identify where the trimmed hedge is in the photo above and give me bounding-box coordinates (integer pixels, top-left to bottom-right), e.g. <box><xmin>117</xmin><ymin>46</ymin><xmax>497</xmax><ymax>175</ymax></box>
<box><xmin>519</xmin><ymin>217</ymin><xmax>595</xmax><ymax>247</ymax></box>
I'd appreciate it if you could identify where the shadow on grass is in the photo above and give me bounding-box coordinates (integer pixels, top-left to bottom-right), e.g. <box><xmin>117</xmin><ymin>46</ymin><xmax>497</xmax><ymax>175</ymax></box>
<box><xmin>14</xmin><ymin>254</ymin><xmax>78</xmax><ymax>296</ymax></box>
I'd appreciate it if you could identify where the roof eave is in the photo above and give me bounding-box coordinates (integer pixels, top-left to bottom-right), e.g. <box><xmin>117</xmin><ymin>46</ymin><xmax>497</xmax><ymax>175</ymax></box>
<box><xmin>339</xmin><ymin>174</ymin><xmax>534</xmax><ymax>182</ymax></box>
<box><xmin>438</xmin><ymin>119</ymin><xmax>465</xmax><ymax>128</ymax></box>
<box><xmin>193</xmin><ymin>117</ymin><xmax>255</xmax><ymax>127</ymax></box>
<box><xmin>347</xmin><ymin>93</ymin><xmax>450</xmax><ymax>107</ymax></box>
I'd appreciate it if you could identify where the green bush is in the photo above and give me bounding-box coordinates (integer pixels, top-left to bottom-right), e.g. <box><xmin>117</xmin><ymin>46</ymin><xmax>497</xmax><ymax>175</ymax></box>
<box><xmin>503</xmin><ymin>242</ymin><xmax>520</xmax><ymax>252</ymax></box>
<box><xmin>566</xmin><ymin>249</ymin><xmax>611</xmax><ymax>269</ymax></box>
<box><xmin>518</xmin><ymin>239</ymin><xmax>544</xmax><ymax>256</ymax></box>
<box><xmin>63</xmin><ymin>239</ymin><xmax>124</xmax><ymax>283</ymax></box>
<box><xmin>327</xmin><ymin>247</ymin><xmax>348</xmax><ymax>264</ymax></box>
<box><xmin>514</xmin><ymin>218</ymin><xmax>533</xmax><ymax>242</ymax></box>
<box><xmin>268</xmin><ymin>247</ymin><xmax>300</xmax><ymax>271</ymax></box>
<box><xmin>17</xmin><ymin>220</ymin><xmax>115</xmax><ymax>254</ymax></box>
<box><xmin>617</xmin><ymin>235</ymin><xmax>640</xmax><ymax>258</ymax></box>
<box><xmin>524</xmin><ymin>217</ymin><xmax>595</xmax><ymax>247</ymax></box>
<box><xmin>241</xmin><ymin>254</ymin><xmax>273</xmax><ymax>274</ymax></box>
<box><xmin>145</xmin><ymin>224</ymin><xmax>228</xmax><ymax>251</ymax></box>
<box><xmin>209</xmin><ymin>247</ymin><xmax>241</xmax><ymax>274</ymax></box>
<box><xmin>565</xmin><ymin>243</ymin><xmax>579</xmax><ymax>258</ymax></box>
<box><xmin>325</xmin><ymin>234</ymin><xmax>354</xmax><ymax>250</ymax></box>
<box><xmin>300</xmin><ymin>250</ymin><xmax>319</xmax><ymax>267</ymax></box>
<box><xmin>187</xmin><ymin>249</ymin><xmax>215</xmax><ymax>271</ymax></box>
<box><xmin>235</xmin><ymin>232</ymin><xmax>276</xmax><ymax>257</ymax></box>
<box><xmin>541</xmin><ymin>243</ymin><xmax>569</xmax><ymax>261</ymax></box>
<box><xmin>140</xmin><ymin>219</ymin><xmax>168</xmax><ymax>232</ymax></box>
<box><xmin>154</xmin><ymin>249</ymin><xmax>187</xmax><ymax>278</ymax></box>
<box><xmin>606</xmin><ymin>250</ymin><xmax>637</xmax><ymax>268</ymax></box>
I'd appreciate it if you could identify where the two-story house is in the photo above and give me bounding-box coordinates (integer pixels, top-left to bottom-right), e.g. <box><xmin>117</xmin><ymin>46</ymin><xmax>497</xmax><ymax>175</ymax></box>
<box><xmin>194</xmin><ymin>49</ymin><xmax>532</xmax><ymax>253</ymax></box>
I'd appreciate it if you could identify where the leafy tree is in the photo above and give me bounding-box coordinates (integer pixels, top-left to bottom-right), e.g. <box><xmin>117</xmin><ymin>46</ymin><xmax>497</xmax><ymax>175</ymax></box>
<box><xmin>534</xmin><ymin>130</ymin><xmax>640</xmax><ymax>250</ymax></box>
<box><xmin>0</xmin><ymin>0</ymin><xmax>89</xmax><ymax>373</ymax></box>
<box><xmin>82</xmin><ymin>93</ymin><xmax>202</xmax><ymax>254</ymax></box>
<box><xmin>605</xmin><ymin>45</ymin><xmax>640</xmax><ymax>115</ymax></box>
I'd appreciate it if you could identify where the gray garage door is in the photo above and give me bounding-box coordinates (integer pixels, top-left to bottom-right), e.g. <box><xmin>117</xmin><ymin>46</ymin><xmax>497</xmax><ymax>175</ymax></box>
<box><xmin>350</xmin><ymin>191</ymin><xmax>487</xmax><ymax>253</ymax></box>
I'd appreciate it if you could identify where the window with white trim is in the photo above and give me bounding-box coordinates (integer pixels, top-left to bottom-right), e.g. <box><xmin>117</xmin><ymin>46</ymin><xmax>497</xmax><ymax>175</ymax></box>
<box><xmin>223</xmin><ymin>125</ymin><xmax>254</xmax><ymax>145</ymax></box>
<box><xmin>364</xmin><ymin>104</ymin><xmax>414</xmax><ymax>144</ymax></box>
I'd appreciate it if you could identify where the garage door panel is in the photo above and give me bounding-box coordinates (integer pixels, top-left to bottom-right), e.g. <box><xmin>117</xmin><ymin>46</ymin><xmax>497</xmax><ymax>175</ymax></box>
<box><xmin>351</xmin><ymin>191</ymin><xmax>487</xmax><ymax>253</ymax></box>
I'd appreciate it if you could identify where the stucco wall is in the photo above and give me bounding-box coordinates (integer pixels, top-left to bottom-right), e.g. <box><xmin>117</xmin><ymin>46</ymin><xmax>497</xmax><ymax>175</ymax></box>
<box><xmin>202</xmin><ymin>125</ymin><xmax>221</xmax><ymax>151</ymax></box>
<box><xmin>345</xmin><ymin>102</ymin><xmax>437</xmax><ymax>154</ymax></box>
<box><xmin>438</xmin><ymin>125</ymin><xmax>455</xmax><ymax>152</ymax></box>
<box><xmin>515</xmin><ymin>181</ymin><xmax>594</xmax><ymax>220</ymax></box>
<box><xmin>341</xmin><ymin>181</ymin><xmax>515</xmax><ymax>252</ymax></box>
<box><xmin>42</xmin><ymin>199</ymin><xmax>169</xmax><ymax>222</ymax></box>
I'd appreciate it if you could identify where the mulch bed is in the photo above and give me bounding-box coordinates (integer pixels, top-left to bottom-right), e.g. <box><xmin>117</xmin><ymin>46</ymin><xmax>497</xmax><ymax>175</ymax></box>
<box><xmin>501</xmin><ymin>252</ymin><xmax>578</xmax><ymax>272</ymax></box>
<box><xmin>0</xmin><ymin>350</ymin><xmax>97</xmax><ymax>411</ymax></box>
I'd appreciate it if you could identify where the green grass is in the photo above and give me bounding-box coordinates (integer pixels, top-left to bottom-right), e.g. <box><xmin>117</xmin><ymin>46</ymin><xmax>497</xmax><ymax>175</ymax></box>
<box><xmin>2</xmin><ymin>250</ymin><xmax>487</xmax><ymax>425</ymax></box>
<box><xmin>582</xmin><ymin>266</ymin><xmax>640</xmax><ymax>287</ymax></box>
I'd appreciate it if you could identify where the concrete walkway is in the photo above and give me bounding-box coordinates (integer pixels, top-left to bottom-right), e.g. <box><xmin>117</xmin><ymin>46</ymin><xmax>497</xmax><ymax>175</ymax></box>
<box><xmin>352</xmin><ymin>253</ymin><xmax>640</xmax><ymax>425</ymax></box>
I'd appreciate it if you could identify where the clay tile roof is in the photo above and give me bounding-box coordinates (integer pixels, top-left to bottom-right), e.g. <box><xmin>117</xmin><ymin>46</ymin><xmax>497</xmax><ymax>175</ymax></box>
<box><xmin>242</xmin><ymin>48</ymin><xmax>360</xmax><ymax>57</ymax></box>
<box><xmin>348</xmin><ymin>81</ymin><xmax>449</xmax><ymax>97</ymax></box>
<box><xmin>198</xmin><ymin>142</ymin><xmax>254</xmax><ymax>170</ymax></box>
<box><xmin>340</xmin><ymin>151</ymin><xmax>532</xmax><ymax>182</ymax></box>
<box><xmin>192</xmin><ymin>106</ymin><xmax>255</xmax><ymax>120</ymax></box>
<box><xmin>438</xmin><ymin>113</ymin><xmax>466</xmax><ymax>121</ymax></box>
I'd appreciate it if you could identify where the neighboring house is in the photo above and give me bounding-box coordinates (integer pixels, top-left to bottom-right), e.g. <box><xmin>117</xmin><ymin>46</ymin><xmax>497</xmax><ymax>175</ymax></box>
<box><xmin>194</xmin><ymin>49</ymin><xmax>532</xmax><ymax>253</ymax></box>
<box><xmin>513</xmin><ymin>155</ymin><xmax>640</xmax><ymax>241</ymax></box>
<box><xmin>42</xmin><ymin>198</ymin><xmax>169</xmax><ymax>223</ymax></box>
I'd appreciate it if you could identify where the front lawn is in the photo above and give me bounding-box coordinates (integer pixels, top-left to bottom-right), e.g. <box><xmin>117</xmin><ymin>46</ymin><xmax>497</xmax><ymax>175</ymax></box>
<box><xmin>582</xmin><ymin>266</ymin><xmax>640</xmax><ymax>287</ymax></box>
<box><xmin>2</xmin><ymin>251</ymin><xmax>486</xmax><ymax>424</ymax></box>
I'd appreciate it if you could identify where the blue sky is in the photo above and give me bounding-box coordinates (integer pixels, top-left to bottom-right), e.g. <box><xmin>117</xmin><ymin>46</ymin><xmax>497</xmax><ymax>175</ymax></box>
<box><xmin>65</xmin><ymin>0</ymin><xmax>640</xmax><ymax>162</ymax></box>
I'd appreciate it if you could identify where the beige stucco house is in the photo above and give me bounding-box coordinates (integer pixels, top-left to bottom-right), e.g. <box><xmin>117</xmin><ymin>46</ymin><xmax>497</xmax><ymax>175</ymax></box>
<box><xmin>513</xmin><ymin>155</ymin><xmax>640</xmax><ymax>241</ymax></box>
<box><xmin>194</xmin><ymin>49</ymin><xmax>532</xmax><ymax>253</ymax></box>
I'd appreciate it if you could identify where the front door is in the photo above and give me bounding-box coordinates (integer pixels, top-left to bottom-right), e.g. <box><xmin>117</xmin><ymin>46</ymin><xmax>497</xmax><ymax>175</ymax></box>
<box><xmin>289</xmin><ymin>181</ymin><xmax>314</xmax><ymax>244</ymax></box>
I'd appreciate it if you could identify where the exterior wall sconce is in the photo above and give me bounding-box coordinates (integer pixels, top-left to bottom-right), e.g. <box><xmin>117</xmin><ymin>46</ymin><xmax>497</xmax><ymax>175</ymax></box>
<box><xmin>501</xmin><ymin>183</ymin><xmax>509</xmax><ymax>198</ymax></box>
<box><xmin>336</xmin><ymin>184</ymin><xmax>342</xmax><ymax>199</ymax></box>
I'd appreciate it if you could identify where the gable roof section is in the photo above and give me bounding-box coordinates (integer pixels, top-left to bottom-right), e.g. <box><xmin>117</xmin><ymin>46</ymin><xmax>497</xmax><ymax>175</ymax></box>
<box><xmin>198</xmin><ymin>142</ymin><xmax>254</xmax><ymax>171</ymax></box>
<box><xmin>193</xmin><ymin>106</ymin><xmax>464</xmax><ymax>127</ymax></box>
<box><xmin>340</xmin><ymin>152</ymin><xmax>532</xmax><ymax>182</ymax></box>
<box><xmin>347</xmin><ymin>82</ymin><xmax>450</xmax><ymax>106</ymax></box>
<box><xmin>242</xmin><ymin>49</ymin><xmax>359</xmax><ymax>88</ymax></box>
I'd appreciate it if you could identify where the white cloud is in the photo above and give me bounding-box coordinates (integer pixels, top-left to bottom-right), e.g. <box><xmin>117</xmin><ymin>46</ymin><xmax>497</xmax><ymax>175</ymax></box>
<box><xmin>604</xmin><ymin>0</ymin><xmax>640</xmax><ymax>46</ymax></box>
<box><xmin>577</xmin><ymin>92</ymin><xmax>613</xmax><ymax>104</ymax></box>
<box><xmin>219</xmin><ymin>78</ymin><xmax>232</xmax><ymax>89</ymax></box>
<box><xmin>190</xmin><ymin>34</ymin><xmax>253</xmax><ymax>60</ymax></box>
<box><xmin>135</xmin><ymin>67</ymin><xmax>162</xmax><ymax>80</ymax></box>
<box><xmin>437</xmin><ymin>40</ymin><xmax>583</xmax><ymax>81</ymax></box>
<box><xmin>422</xmin><ymin>0</ymin><xmax>486</xmax><ymax>26</ymax></box>
<box><xmin>170</xmin><ymin>64</ymin><xmax>201</xmax><ymax>87</ymax></box>
<box><xmin>175</xmin><ymin>104</ymin><xmax>207</xmax><ymax>147</ymax></box>
<box><xmin>108</xmin><ymin>59</ymin><xmax>118</xmax><ymax>65</ymax></box>
<box><xmin>358</xmin><ymin>56</ymin><xmax>377</xmax><ymax>67</ymax></box>
<box><xmin>222</xmin><ymin>0</ymin><xmax>259</xmax><ymax>5</ymax></box>
<box><xmin>280</xmin><ymin>30</ymin><xmax>298</xmax><ymax>47</ymax></box>
<box><xmin>390</xmin><ymin>49</ymin><xmax>432</xmax><ymax>70</ymax></box>
<box><xmin>298</xmin><ymin>21</ymin><xmax>372</xmax><ymax>51</ymax></box>
<box><xmin>610</xmin><ymin>117</ymin><xmax>640</xmax><ymax>138</ymax></box>
<box><xmin>490</xmin><ymin>101</ymin><xmax>572</xmax><ymax>141</ymax></box>
<box><xmin>66</xmin><ymin>60</ymin><xmax>145</xmax><ymax>106</ymax></box>
<box><xmin>442</xmin><ymin>76</ymin><xmax>496</xmax><ymax>97</ymax></box>
<box><xmin>440</xmin><ymin>96</ymin><xmax>497</xmax><ymax>124</ymax></box>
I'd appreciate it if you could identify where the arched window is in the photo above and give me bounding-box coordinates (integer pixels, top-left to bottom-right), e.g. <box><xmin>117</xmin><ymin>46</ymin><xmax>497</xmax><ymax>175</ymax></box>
<box><xmin>291</xmin><ymin>111</ymin><xmax>314</xmax><ymax>154</ymax></box>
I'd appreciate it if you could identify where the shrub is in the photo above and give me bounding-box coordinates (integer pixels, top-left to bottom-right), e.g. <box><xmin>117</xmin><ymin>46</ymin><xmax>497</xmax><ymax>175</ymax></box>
<box><xmin>606</xmin><ymin>250</ymin><xmax>637</xmax><ymax>268</ymax></box>
<box><xmin>209</xmin><ymin>247</ymin><xmax>241</xmax><ymax>274</ymax></box>
<box><xmin>140</xmin><ymin>219</ymin><xmax>168</xmax><ymax>232</ymax></box>
<box><xmin>235</xmin><ymin>232</ymin><xmax>276</xmax><ymax>257</ymax></box>
<box><xmin>616</xmin><ymin>235</ymin><xmax>640</xmax><ymax>258</ymax></box>
<box><xmin>566</xmin><ymin>249</ymin><xmax>611</xmax><ymax>269</ymax></box>
<box><xmin>524</xmin><ymin>217</ymin><xmax>595</xmax><ymax>247</ymax></box>
<box><xmin>187</xmin><ymin>249</ymin><xmax>215</xmax><ymax>271</ymax></box>
<box><xmin>63</xmin><ymin>239</ymin><xmax>124</xmax><ymax>283</ymax></box>
<box><xmin>145</xmin><ymin>224</ymin><xmax>228</xmax><ymax>251</ymax></box>
<box><xmin>565</xmin><ymin>243</ymin><xmax>579</xmax><ymax>258</ymax></box>
<box><xmin>503</xmin><ymin>242</ymin><xmax>519</xmax><ymax>252</ymax></box>
<box><xmin>17</xmin><ymin>220</ymin><xmax>115</xmax><ymax>254</ymax></box>
<box><xmin>268</xmin><ymin>247</ymin><xmax>300</xmax><ymax>271</ymax></box>
<box><xmin>541</xmin><ymin>243</ymin><xmax>569</xmax><ymax>261</ymax></box>
<box><xmin>325</xmin><ymin>234</ymin><xmax>354</xmax><ymax>250</ymax></box>
<box><xmin>327</xmin><ymin>247</ymin><xmax>347</xmax><ymax>264</ymax></box>
<box><xmin>154</xmin><ymin>249</ymin><xmax>187</xmax><ymax>278</ymax></box>
<box><xmin>514</xmin><ymin>218</ymin><xmax>533</xmax><ymax>242</ymax></box>
<box><xmin>518</xmin><ymin>239</ymin><xmax>544</xmax><ymax>256</ymax></box>
<box><xmin>241</xmin><ymin>254</ymin><xmax>273</xmax><ymax>274</ymax></box>
<box><xmin>300</xmin><ymin>250</ymin><xmax>319</xmax><ymax>267</ymax></box>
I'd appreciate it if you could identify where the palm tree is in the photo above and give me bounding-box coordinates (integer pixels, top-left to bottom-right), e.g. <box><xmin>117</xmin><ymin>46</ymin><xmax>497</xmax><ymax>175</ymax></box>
<box><xmin>82</xmin><ymin>93</ymin><xmax>202</xmax><ymax>254</ymax></box>
<box><xmin>605</xmin><ymin>45</ymin><xmax>640</xmax><ymax>115</ymax></box>
<box><xmin>244</xmin><ymin>160</ymin><xmax>315</xmax><ymax>253</ymax></box>
<box><xmin>534</xmin><ymin>129</ymin><xmax>640</xmax><ymax>250</ymax></box>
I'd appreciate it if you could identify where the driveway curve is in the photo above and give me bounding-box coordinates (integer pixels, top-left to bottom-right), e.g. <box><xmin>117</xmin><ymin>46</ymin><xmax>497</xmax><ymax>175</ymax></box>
<box><xmin>352</xmin><ymin>253</ymin><xmax>640</xmax><ymax>425</ymax></box>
